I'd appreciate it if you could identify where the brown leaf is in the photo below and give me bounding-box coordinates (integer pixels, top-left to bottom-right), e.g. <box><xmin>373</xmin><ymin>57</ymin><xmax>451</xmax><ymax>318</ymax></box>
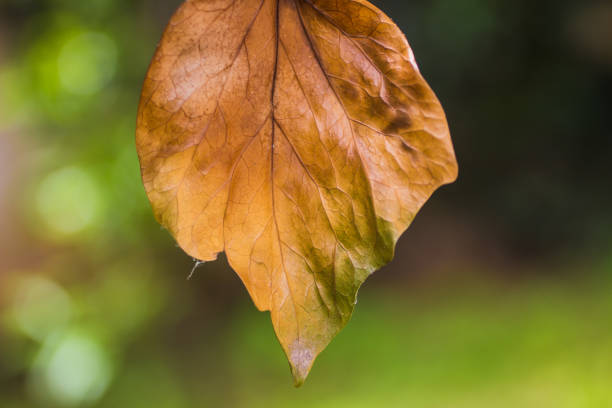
<box><xmin>136</xmin><ymin>0</ymin><xmax>457</xmax><ymax>386</ymax></box>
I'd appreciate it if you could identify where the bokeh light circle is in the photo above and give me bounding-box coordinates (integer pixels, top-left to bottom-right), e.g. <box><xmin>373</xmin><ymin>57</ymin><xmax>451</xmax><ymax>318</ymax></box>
<box><xmin>32</xmin><ymin>332</ymin><xmax>113</xmax><ymax>407</ymax></box>
<box><xmin>57</xmin><ymin>32</ymin><xmax>118</xmax><ymax>95</ymax></box>
<box><xmin>11</xmin><ymin>276</ymin><xmax>73</xmax><ymax>342</ymax></box>
<box><xmin>35</xmin><ymin>166</ymin><xmax>102</xmax><ymax>237</ymax></box>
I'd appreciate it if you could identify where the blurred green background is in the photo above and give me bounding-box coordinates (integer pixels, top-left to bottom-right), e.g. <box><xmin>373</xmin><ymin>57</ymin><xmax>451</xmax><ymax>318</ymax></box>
<box><xmin>1</xmin><ymin>0</ymin><xmax>611</xmax><ymax>406</ymax></box>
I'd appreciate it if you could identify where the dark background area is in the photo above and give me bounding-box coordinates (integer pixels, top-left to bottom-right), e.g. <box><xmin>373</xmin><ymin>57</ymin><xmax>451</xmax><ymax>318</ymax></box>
<box><xmin>1</xmin><ymin>0</ymin><xmax>611</xmax><ymax>407</ymax></box>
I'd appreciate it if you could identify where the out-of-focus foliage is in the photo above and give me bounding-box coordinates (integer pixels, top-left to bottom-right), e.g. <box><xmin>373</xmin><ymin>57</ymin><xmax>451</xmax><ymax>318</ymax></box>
<box><xmin>0</xmin><ymin>0</ymin><xmax>610</xmax><ymax>406</ymax></box>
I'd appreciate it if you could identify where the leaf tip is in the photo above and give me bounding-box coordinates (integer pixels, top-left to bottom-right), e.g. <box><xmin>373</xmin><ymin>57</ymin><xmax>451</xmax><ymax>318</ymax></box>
<box><xmin>288</xmin><ymin>341</ymin><xmax>316</xmax><ymax>387</ymax></box>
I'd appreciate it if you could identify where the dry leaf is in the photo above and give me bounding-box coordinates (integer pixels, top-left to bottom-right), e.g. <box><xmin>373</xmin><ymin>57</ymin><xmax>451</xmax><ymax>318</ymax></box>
<box><xmin>136</xmin><ymin>0</ymin><xmax>458</xmax><ymax>386</ymax></box>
